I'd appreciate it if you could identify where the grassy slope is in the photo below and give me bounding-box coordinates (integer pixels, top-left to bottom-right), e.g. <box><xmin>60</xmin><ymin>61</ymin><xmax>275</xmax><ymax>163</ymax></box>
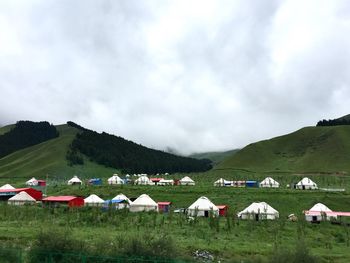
<box><xmin>189</xmin><ymin>149</ymin><xmax>239</xmax><ymax>165</ymax></box>
<box><xmin>0</xmin><ymin>124</ymin><xmax>14</xmax><ymax>135</ymax></box>
<box><xmin>217</xmin><ymin>126</ymin><xmax>350</xmax><ymax>174</ymax></box>
<box><xmin>0</xmin><ymin>124</ymin><xmax>117</xmax><ymax>183</ymax></box>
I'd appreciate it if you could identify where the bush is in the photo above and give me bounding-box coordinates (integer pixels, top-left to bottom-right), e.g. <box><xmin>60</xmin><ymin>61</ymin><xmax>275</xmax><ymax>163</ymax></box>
<box><xmin>27</xmin><ymin>229</ymin><xmax>86</xmax><ymax>263</ymax></box>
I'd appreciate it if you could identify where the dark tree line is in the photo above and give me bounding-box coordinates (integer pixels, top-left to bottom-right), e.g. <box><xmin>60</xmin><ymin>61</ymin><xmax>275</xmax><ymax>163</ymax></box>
<box><xmin>316</xmin><ymin>118</ymin><xmax>350</xmax><ymax>126</ymax></box>
<box><xmin>0</xmin><ymin>121</ymin><xmax>59</xmax><ymax>158</ymax></box>
<box><xmin>67</xmin><ymin>122</ymin><xmax>212</xmax><ymax>174</ymax></box>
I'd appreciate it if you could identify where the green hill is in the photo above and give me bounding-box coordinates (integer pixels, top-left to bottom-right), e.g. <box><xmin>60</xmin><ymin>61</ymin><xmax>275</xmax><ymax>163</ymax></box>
<box><xmin>189</xmin><ymin>149</ymin><xmax>239</xmax><ymax>165</ymax></box>
<box><xmin>0</xmin><ymin>124</ymin><xmax>118</xmax><ymax>182</ymax></box>
<box><xmin>216</xmin><ymin>125</ymin><xmax>350</xmax><ymax>174</ymax></box>
<box><xmin>0</xmin><ymin>121</ymin><xmax>211</xmax><ymax>182</ymax></box>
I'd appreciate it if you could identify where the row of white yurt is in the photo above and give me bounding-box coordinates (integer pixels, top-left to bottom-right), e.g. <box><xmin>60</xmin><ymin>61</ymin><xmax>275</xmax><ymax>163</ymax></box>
<box><xmin>213</xmin><ymin>176</ymin><xmax>318</xmax><ymax>189</ymax></box>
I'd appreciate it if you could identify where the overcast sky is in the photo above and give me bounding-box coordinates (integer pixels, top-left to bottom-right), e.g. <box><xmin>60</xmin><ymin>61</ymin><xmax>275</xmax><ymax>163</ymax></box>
<box><xmin>1</xmin><ymin>0</ymin><xmax>350</xmax><ymax>154</ymax></box>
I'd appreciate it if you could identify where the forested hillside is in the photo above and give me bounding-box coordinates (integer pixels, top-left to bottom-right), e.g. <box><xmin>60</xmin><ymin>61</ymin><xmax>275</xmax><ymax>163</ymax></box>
<box><xmin>0</xmin><ymin>121</ymin><xmax>58</xmax><ymax>158</ymax></box>
<box><xmin>68</xmin><ymin>122</ymin><xmax>212</xmax><ymax>174</ymax></box>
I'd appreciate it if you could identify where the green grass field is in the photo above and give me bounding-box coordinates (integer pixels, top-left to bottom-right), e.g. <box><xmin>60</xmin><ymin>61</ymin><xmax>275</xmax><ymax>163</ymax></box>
<box><xmin>0</xmin><ymin>171</ymin><xmax>350</xmax><ymax>262</ymax></box>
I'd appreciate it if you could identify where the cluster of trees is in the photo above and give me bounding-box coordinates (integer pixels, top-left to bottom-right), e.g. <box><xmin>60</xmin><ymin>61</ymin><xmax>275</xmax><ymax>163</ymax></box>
<box><xmin>67</xmin><ymin>122</ymin><xmax>212</xmax><ymax>173</ymax></box>
<box><xmin>316</xmin><ymin>118</ymin><xmax>350</xmax><ymax>126</ymax></box>
<box><xmin>0</xmin><ymin>121</ymin><xmax>59</xmax><ymax>158</ymax></box>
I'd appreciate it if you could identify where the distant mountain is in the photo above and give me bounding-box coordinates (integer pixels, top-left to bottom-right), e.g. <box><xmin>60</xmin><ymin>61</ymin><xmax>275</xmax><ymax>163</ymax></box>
<box><xmin>217</xmin><ymin>125</ymin><xmax>350</xmax><ymax>174</ymax></box>
<box><xmin>189</xmin><ymin>149</ymin><xmax>240</xmax><ymax>165</ymax></box>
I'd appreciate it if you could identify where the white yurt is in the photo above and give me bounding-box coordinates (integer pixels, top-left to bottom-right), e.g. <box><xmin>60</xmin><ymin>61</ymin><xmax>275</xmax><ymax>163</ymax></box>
<box><xmin>67</xmin><ymin>175</ymin><xmax>82</xmax><ymax>185</ymax></box>
<box><xmin>179</xmin><ymin>176</ymin><xmax>195</xmax><ymax>186</ymax></box>
<box><xmin>134</xmin><ymin>176</ymin><xmax>154</xmax><ymax>185</ymax></box>
<box><xmin>305</xmin><ymin>203</ymin><xmax>334</xmax><ymax>222</ymax></box>
<box><xmin>0</xmin><ymin>184</ymin><xmax>15</xmax><ymax>190</ymax></box>
<box><xmin>112</xmin><ymin>193</ymin><xmax>131</xmax><ymax>209</ymax></box>
<box><xmin>187</xmin><ymin>196</ymin><xmax>219</xmax><ymax>217</ymax></box>
<box><xmin>129</xmin><ymin>194</ymin><xmax>158</xmax><ymax>212</ymax></box>
<box><xmin>107</xmin><ymin>174</ymin><xmax>124</xmax><ymax>185</ymax></box>
<box><xmin>84</xmin><ymin>194</ymin><xmax>105</xmax><ymax>206</ymax></box>
<box><xmin>295</xmin><ymin>177</ymin><xmax>318</xmax><ymax>190</ymax></box>
<box><xmin>259</xmin><ymin>177</ymin><xmax>280</xmax><ymax>188</ymax></box>
<box><xmin>25</xmin><ymin>177</ymin><xmax>38</xmax><ymax>186</ymax></box>
<box><xmin>214</xmin><ymin>178</ymin><xmax>225</xmax><ymax>186</ymax></box>
<box><xmin>238</xmin><ymin>202</ymin><xmax>279</xmax><ymax>220</ymax></box>
<box><xmin>158</xmin><ymin>179</ymin><xmax>174</xmax><ymax>186</ymax></box>
<box><xmin>8</xmin><ymin>191</ymin><xmax>36</xmax><ymax>206</ymax></box>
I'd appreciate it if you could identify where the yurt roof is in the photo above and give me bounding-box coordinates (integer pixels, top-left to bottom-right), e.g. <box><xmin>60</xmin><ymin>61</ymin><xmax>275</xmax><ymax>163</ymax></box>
<box><xmin>84</xmin><ymin>194</ymin><xmax>105</xmax><ymax>203</ymax></box>
<box><xmin>131</xmin><ymin>194</ymin><xmax>157</xmax><ymax>206</ymax></box>
<box><xmin>8</xmin><ymin>191</ymin><xmax>36</xmax><ymax>202</ymax></box>
<box><xmin>238</xmin><ymin>202</ymin><xmax>278</xmax><ymax>215</ymax></box>
<box><xmin>188</xmin><ymin>196</ymin><xmax>219</xmax><ymax>211</ymax></box>
<box><xmin>296</xmin><ymin>177</ymin><xmax>317</xmax><ymax>185</ymax></box>
<box><xmin>0</xmin><ymin>184</ymin><xmax>15</xmax><ymax>190</ymax></box>
<box><xmin>309</xmin><ymin>203</ymin><xmax>332</xmax><ymax>212</ymax></box>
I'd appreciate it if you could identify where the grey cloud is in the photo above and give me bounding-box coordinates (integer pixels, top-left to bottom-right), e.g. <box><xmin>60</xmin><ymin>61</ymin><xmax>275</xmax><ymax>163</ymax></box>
<box><xmin>0</xmin><ymin>0</ymin><xmax>350</xmax><ymax>154</ymax></box>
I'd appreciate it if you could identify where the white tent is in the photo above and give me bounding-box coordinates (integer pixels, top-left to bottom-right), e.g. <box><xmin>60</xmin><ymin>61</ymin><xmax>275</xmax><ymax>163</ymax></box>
<box><xmin>107</xmin><ymin>174</ymin><xmax>124</xmax><ymax>185</ymax></box>
<box><xmin>259</xmin><ymin>177</ymin><xmax>280</xmax><ymax>188</ymax></box>
<box><xmin>8</xmin><ymin>191</ymin><xmax>36</xmax><ymax>205</ymax></box>
<box><xmin>0</xmin><ymin>184</ymin><xmax>15</xmax><ymax>190</ymax></box>
<box><xmin>134</xmin><ymin>176</ymin><xmax>154</xmax><ymax>185</ymax></box>
<box><xmin>179</xmin><ymin>176</ymin><xmax>195</xmax><ymax>186</ymax></box>
<box><xmin>67</xmin><ymin>175</ymin><xmax>82</xmax><ymax>185</ymax></box>
<box><xmin>158</xmin><ymin>179</ymin><xmax>174</xmax><ymax>186</ymax></box>
<box><xmin>84</xmin><ymin>194</ymin><xmax>105</xmax><ymax>206</ymax></box>
<box><xmin>305</xmin><ymin>203</ymin><xmax>335</xmax><ymax>222</ymax></box>
<box><xmin>214</xmin><ymin>178</ymin><xmax>233</xmax><ymax>186</ymax></box>
<box><xmin>238</xmin><ymin>202</ymin><xmax>279</xmax><ymax>220</ymax></box>
<box><xmin>129</xmin><ymin>194</ymin><xmax>158</xmax><ymax>212</ymax></box>
<box><xmin>25</xmin><ymin>177</ymin><xmax>38</xmax><ymax>186</ymax></box>
<box><xmin>112</xmin><ymin>193</ymin><xmax>131</xmax><ymax>209</ymax></box>
<box><xmin>187</xmin><ymin>196</ymin><xmax>219</xmax><ymax>217</ymax></box>
<box><xmin>296</xmin><ymin>177</ymin><xmax>318</xmax><ymax>190</ymax></box>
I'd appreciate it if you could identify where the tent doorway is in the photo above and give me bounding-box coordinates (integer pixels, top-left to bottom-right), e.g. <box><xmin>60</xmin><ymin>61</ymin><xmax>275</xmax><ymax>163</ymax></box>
<box><xmin>302</xmin><ymin>185</ymin><xmax>305</xmax><ymax>190</ymax></box>
<box><xmin>255</xmin><ymin>214</ymin><xmax>259</xmax><ymax>221</ymax></box>
<box><xmin>204</xmin><ymin>211</ymin><xmax>209</xmax><ymax>217</ymax></box>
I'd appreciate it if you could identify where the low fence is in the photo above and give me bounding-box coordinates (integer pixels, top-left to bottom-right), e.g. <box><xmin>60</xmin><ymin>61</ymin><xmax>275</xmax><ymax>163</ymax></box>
<box><xmin>0</xmin><ymin>248</ymin><xmax>188</xmax><ymax>263</ymax></box>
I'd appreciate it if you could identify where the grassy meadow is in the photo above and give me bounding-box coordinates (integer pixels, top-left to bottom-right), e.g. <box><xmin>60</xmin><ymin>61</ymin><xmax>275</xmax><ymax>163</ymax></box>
<box><xmin>1</xmin><ymin>170</ymin><xmax>350</xmax><ymax>262</ymax></box>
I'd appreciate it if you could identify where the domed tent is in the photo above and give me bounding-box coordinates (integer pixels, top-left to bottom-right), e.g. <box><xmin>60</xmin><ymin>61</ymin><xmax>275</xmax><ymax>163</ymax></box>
<box><xmin>304</xmin><ymin>203</ymin><xmax>334</xmax><ymax>222</ymax></box>
<box><xmin>238</xmin><ymin>202</ymin><xmax>279</xmax><ymax>220</ymax></box>
<box><xmin>259</xmin><ymin>177</ymin><xmax>280</xmax><ymax>188</ymax></box>
<box><xmin>187</xmin><ymin>196</ymin><xmax>219</xmax><ymax>217</ymax></box>
<box><xmin>111</xmin><ymin>193</ymin><xmax>131</xmax><ymax>209</ymax></box>
<box><xmin>134</xmin><ymin>176</ymin><xmax>154</xmax><ymax>185</ymax></box>
<box><xmin>158</xmin><ymin>179</ymin><xmax>174</xmax><ymax>186</ymax></box>
<box><xmin>0</xmin><ymin>184</ymin><xmax>15</xmax><ymax>190</ymax></box>
<box><xmin>296</xmin><ymin>177</ymin><xmax>317</xmax><ymax>190</ymax></box>
<box><xmin>84</xmin><ymin>194</ymin><xmax>105</xmax><ymax>206</ymax></box>
<box><xmin>179</xmin><ymin>176</ymin><xmax>195</xmax><ymax>186</ymax></box>
<box><xmin>214</xmin><ymin>178</ymin><xmax>232</xmax><ymax>187</ymax></box>
<box><xmin>8</xmin><ymin>191</ymin><xmax>36</xmax><ymax>206</ymax></box>
<box><xmin>129</xmin><ymin>194</ymin><xmax>158</xmax><ymax>212</ymax></box>
<box><xmin>107</xmin><ymin>174</ymin><xmax>124</xmax><ymax>185</ymax></box>
<box><xmin>25</xmin><ymin>177</ymin><xmax>38</xmax><ymax>186</ymax></box>
<box><xmin>68</xmin><ymin>176</ymin><xmax>82</xmax><ymax>185</ymax></box>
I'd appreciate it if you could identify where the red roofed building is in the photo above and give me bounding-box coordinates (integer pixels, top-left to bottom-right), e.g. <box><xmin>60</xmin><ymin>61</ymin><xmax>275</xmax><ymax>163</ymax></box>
<box><xmin>150</xmin><ymin>178</ymin><xmax>164</xmax><ymax>185</ymax></box>
<box><xmin>0</xmin><ymin>188</ymin><xmax>42</xmax><ymax>201</ymax></box>
<box><xmin>42</xmin><ymin>196</ymin><xmax>84</xmax><ymax>208</ymax></box>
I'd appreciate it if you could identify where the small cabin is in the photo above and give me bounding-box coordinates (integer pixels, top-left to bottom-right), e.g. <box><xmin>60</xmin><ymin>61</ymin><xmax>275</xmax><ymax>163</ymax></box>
<box><xmin>245</xmin><ymin>181</ymin><xmax>259</xmax><ymax>188</ymax></box>
<box><xmin>158</xmin><ymin>202</ymin><xmax>172</xmax><ymax>213</ymax></box>
<box><xmin>88</xmin><ymin>178</ymin><xmax>102</xmax><ymax>185</ymax></box>
<box><xmin>42</xmin><ymin>196</ymin><xmax>84</xmax><ymax>208</ymax></box>
<box><xmin>217</xmin><ymin>205</ymin><xmax>229</xmax><ymax>216</ymax></box>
